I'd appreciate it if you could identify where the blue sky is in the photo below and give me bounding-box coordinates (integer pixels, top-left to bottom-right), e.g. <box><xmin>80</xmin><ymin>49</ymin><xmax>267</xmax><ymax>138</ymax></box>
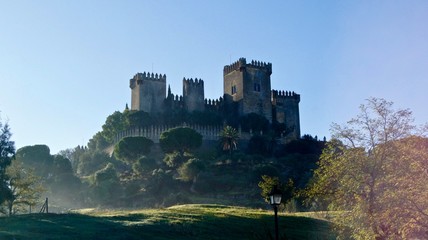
<box><xmin>0</xmin><ymin>1</ymin><xmax>427</xmax><ymax>154</ymax></box>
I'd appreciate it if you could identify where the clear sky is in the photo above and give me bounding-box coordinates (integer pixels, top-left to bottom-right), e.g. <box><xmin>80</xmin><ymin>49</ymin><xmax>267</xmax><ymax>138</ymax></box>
<box><xmin>1</xmin><ymin>1</ymin><xmax>427</xmax><ymax>154</ymax></box>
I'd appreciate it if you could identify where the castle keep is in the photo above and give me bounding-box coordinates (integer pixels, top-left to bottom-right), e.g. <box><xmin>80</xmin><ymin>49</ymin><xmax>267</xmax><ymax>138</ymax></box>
<box><xmin>129</xmin><ymin>58</ymin><xmax>300</xmax><ymax>140</ymax></box>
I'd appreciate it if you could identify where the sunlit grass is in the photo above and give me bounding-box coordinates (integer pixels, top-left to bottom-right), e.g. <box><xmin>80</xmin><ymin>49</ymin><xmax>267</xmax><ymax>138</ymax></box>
<box><xmin>0</xmin><ymin>204</ymin><xmax>337</xmax><ymax>240</ymax></box>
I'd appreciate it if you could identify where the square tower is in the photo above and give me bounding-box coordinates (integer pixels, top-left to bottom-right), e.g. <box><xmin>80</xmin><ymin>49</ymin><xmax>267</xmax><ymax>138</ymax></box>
<box><xmin>223</xmin><ymin>58</ymin><xmax>273</xmax><ymax>122</ymax></box>
<box><xmin>130</xmin><ymin>72</ymin><xmax>166</xmax><ymax>114</ymax></box>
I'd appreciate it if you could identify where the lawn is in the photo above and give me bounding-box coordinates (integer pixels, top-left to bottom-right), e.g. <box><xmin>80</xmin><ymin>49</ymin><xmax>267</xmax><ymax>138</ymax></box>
<box><xmin>0</xmin><ymin>204</ymin><xmax>337</xmax><ymax>240</ymax></box>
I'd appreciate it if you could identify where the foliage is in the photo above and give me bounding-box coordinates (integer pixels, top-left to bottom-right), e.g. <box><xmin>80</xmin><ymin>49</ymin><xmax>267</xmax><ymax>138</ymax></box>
<box><xmin>101</xmin><ymin>111</ymin><xmax>128</xmax><ymax>144</ymax></box>
<box><xmin>0</xmin><ymin>120</ymin><xmax>15</xmax><ymax>206</ymax></box>
<box><xmin>163</xmin><ymin>151</ymin><xmax>187</xmax><ymax>168</ymax></box>
<box><xmin>87</xmin><ymin>131</ymin><xmax>109</xmax><ymax>151</ymax></box>
<box><xmin>89</xmin><ymin>163</ymin><xmax>122</xmax><ymax>206</ymax></box>
<box><xmin>305</xmin><ymin>98</ymin><xmax>428</xmax><ymax>239</ymax></box>
<box><xmin>239</xmin><ymin>113</ymin><xmax>269</xmax><ymax>133</ymax></box>
<box><xmin>258</xmin><ymin>175</ymin><xmax>294</xmax><ymax>207</ymax></box>
<box><xmin>177</xmin><ymin>158</ymin><xmax>205</xmax><ymax>182</ymax></box>
<box><xmin>144</xmin><ymin>169</ymin><xmax>176</xmax><ymax>201</ymax></box>
<box><xmin>114</xmin><ymin>136</ymin><xmax>153</xmax><ymax>163</ymax></box>
<box><xmin>219</xmin><ymin>125</ymin><xmax>239</xmax><ymax>156</ymax></box>
<box><xmin>280</xmin><ymin>135</ymin><xmax>325</xmax><ymax>156</ymax></box>
<box><xmin>247</xmin><ymin>135</ymin><xmax>268</xmax><ymax>155</ymax></box>
<box><xmin>3</xmin><ymin>160</ymin><xmax>44</xmax><ymax>215</ymax></box>
<box><xmin>250</xmin><ymin>164</ymin><xmax>280</xmax><ymax>183</ymax></box>
<box><xmin>126</xmin><ymin>110</ymin><xmax>153</xmax><ymax>128</ymax></box>
<box><xmin>159</xmin><ymin>127</ymin><xmax>202</xmax><ymax>155</ymax></box>
<box><xmin>76</xmin><ymin>151</ymin><xmax>114</xmax><ymax>176</ymax></box>
<box><xmin>132</xmin><ymin>156</ymin><xmax>158</xmax><ymax>175</ymax></box>
<box><xmin>15</xmin><ymin>145</ymin><xmax>53</xmax><ymax>178</ymax></box>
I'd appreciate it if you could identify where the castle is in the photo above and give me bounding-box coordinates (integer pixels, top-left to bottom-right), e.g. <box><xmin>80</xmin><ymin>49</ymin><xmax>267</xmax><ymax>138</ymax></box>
<box><xmin>129</xmin><ymin>57</ymin><xmax>300</xmax><ymax>140</ymax></box>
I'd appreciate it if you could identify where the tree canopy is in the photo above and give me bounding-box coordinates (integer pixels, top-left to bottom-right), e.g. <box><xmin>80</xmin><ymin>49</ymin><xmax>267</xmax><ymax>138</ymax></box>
<box><xmin>114</xmin><ymin>136</ymin><xmax>153</xmax><ymax>163</ymax></box>
<box><xmin>0</xmin><ymin>120</ymin><xmax>15</xmax><ymax>206</ymax></box>
<box><xmin>305</xmin><ymin>98</ymin><xmax>428</xmax><ymax>239</ymax></box>
<box><xmin>159</xmin><ymin>127</ymin><xmax>202</xmax><ymax>155</ymax></box>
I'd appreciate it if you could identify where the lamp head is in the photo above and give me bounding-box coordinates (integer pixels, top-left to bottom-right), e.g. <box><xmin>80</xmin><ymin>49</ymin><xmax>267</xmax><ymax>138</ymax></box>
<box><xmin>268</xmin><ymin>185</ymin><xmax>282</xmax><ymax>206</ymax></box>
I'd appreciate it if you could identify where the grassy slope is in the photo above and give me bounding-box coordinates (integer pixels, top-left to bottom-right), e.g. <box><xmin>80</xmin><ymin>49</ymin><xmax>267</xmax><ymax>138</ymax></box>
<box><xmin>0</xmin><ymin>204</ymin><xmax>336</xmax><ymax>240</ymax></box>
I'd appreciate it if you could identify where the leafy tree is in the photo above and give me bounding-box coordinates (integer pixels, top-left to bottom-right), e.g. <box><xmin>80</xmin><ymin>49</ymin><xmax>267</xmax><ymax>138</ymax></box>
<box><xmin>87</xmin><ymin>131</ymin><xmax>109</xmax><ymax>151</ymax></box>
<box><xmin>77</xmin><ymin>151</ymin><xmax>113</xmax><ymax>176</ymax></box>
<box><xmin>132</xmin><ymin>156</ymin><xmax>158</xmax><ymax>175</ymax></box>
<box><xmin>159</xmin><ymin>127</ymin><xmax>202</xmax><ymax>157</ymax></box>
<box><xmin>4</xmin><ymin>160</ymin><xmax>44</xmax><ymax>215</ymax></box>
<box><xmin>101</xmin><ymin>111</ymin><xmax>128</xmax><ymax>144</ymax></box>
<box><xmin>258</xmin><ymin>175</ymin><xmax>294</xmax><ymax>207</ymax></box>
<box><xmin>0</xmin><ymin>120</ymin><xmax>15</xmax><ymax>206</ymax></box>
<box><xmin>89</xmin><ymin>163</ymin><xmax>122</xmax><ymax>206</ymax></box>
<box><xmin>126</xmin><ymin>110</ymin><xmax>153</xmax><ymax>128</ymax></box>
<box><xmin>114</xmin><ymin>137</ymin><xmax>153</xmax><ymax>163</ymax></box>
<box><xmin>219</xmin><ymin>126</ymin><xmax>239</xmax><ymax>156</ymax></box>
<box><xmin>163</xmin><ymin>152</ymin><xmax>188</xmax><ymax>168</ymax></box>
<box><xmin>305</xmin><ymin>98</ymin><xmax>428</xmax><ymax>239</ymax></box>
<box><xmin>15</xmin><ymin>145</ymin><xmax>53</xmax><ymax>178</ymax></box>
<box><xmin>58</xmin><ymin>146</ymin><xmax>86</xmax><ymax>173</ymax></box>
<box><xmin>144</xmin><ymin>169</ymin><xmax>176</xmax><ymax>201</ymax></box>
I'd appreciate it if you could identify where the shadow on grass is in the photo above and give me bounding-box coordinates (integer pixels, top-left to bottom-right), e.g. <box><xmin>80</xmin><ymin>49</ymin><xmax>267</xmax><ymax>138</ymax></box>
<box><xmin>0</xmin><ymin>210</ymin><xmax>337</xmax><ymax>240</ymax></box>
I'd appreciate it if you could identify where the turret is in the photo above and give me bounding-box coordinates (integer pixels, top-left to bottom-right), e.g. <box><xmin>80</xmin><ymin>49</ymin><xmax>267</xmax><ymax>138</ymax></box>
<box><xmin>183</xmin><ymin>78</ymin><xmax>205</xmax><ymax>112</ymax></box>
<box><xmin>272</xmin><ymin>90</ymin><xmax>300</xmax><ymax>139</ymax></box>
<box><xmin>130</xmin><ymin>72</ymin><xmax>167</xmax><ymax>113</ymax></box>
<box><xmin>223</xmin><ymin>58</ymin><xmax>273</xmax><ymax>122</ymax></box>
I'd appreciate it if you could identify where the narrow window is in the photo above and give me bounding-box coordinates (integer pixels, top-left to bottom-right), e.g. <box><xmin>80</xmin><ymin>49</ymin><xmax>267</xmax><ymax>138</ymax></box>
<box><xmin>232</xmin><ymin>85</ymin><xmax>237</xmax><ymax>94</ymax></box>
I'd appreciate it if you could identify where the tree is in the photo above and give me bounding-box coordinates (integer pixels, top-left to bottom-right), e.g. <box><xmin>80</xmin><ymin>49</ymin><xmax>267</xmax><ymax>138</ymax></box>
<box><xmin>89</xmin><ymin>163</ymin><xmax>122</xmax><ymax>206</ymax></box>
<box><xmin>76</xmin><ymin>151</ymin><xmax>113</xmax><ymax>176</ymax></box>
<box><xmin>114</xmin><ymin>137</ymin><xmax>153</xmax><ymax>163</ymax></box>
<box><xmin>15</xmin><ymin>145</ymin><xmax>53</xmax><ymax>178</ymax></box>
<box><xmin>4</xmin><ymin>160</ymin><xmax>44</xmax><ymax>215</ymax></box>
<box><xmin>159</xmin><ymin>127</ymin><xmax>202</xmax><ymax>156</ymax></box>
<box><xmin>219</xmin><ymin>126</ymin><xmax>239</xmax><ymax>156</ymax></box>
<box><xmin>258</xmin><ymin>175</ymin><xmax>294</xmax><ymax>207</ymax></box>
<box><xmin>178</xmin><ymin>158</ymin><xmax>205</xmax><ymax>182</ymax></box>
<box><xmin>0</xmin><ymin>120</ymin><xmax>15</xmax><ymax>206</ymax></box>
<box><xmin>305</xmin><ymin>98</ymin><xmax>428</xmax><ymax>239</ymax></box>
<box><xmin>125</xmin><ymin>110</ymin><xmax>153</xmax><ymax>128</ymax></box>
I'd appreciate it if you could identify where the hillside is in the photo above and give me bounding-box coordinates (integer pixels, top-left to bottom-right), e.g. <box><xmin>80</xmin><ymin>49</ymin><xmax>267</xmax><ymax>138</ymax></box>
<box><xmin>0</xmin><ymin>204</ymin><xmax>336</xmax><ymax>240</ymax></box>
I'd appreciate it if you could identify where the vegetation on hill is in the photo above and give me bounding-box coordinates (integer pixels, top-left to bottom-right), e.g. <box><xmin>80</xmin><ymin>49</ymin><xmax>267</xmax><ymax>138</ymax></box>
<box><xmin>4</xmin><ymin>98</ymin><xmax>426</xmax><ymax>239</ymax></box>
<box><xmin>305</xmin><ymin>98</ymin><xmax>428</xmax><ymax>239</ymax></box>
<box><xmin>0</xmin><ymin>204</ymin><xmax>338</xmax><ymax>240</ymax></box>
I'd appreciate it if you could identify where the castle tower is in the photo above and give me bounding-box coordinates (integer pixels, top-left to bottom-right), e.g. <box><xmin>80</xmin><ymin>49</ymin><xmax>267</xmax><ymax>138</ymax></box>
<box><xmin>129</xmin><ymin>72</ymin><xmax>166</xmax><ymax>114</ymax></box>
<box><xmin>272</xmin><ymin>90</ymin><xmax>301</xmax><ymax>139</ymax></box>
<box><xmin>223</xmin><ymin>58</ymin><xmax>273</xmax><ymax>122</ymax></box>
<box><xmin>183</xmin><ymin>78</ymin><xmax>205</xmax><ymax>112</ymax></box>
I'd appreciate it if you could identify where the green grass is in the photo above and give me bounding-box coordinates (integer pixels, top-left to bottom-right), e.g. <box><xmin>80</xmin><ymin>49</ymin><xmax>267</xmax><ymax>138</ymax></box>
<box><xmin>0</xmin><ymin>204</ymin><xmax>337</xmax><ymax>240</ymax></box>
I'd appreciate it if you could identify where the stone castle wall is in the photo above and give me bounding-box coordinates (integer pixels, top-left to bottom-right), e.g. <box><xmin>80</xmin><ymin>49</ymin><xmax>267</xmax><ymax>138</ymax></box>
<box><xmin>128</xmin><ymin>57</ymin><xmax>301</xmax><ymax>142</ymax></box>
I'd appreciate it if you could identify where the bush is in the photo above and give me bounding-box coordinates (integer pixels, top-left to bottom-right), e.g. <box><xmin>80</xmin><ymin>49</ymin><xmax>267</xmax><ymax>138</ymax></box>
<box><xmin>178</xmin><ymin>158</ymin><xmax>205</xmax><ymax>182</ymax></box>
<box><xmin>132</xmin><ymin>156</ymin><xmax>157</xmax><ymax>174</ymax></box>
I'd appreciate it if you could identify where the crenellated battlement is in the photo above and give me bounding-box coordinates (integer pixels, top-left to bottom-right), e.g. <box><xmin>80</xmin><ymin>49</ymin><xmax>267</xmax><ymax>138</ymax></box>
<box><xmin>248</xmin><ymin>59</ymin><xmax>272</xmax><ymax>73</ymax></box>
<box><xmin>204</xmin><ymin>97</ymin><xmax>223</xmax><ymax>111</ymax></box>
<box><xmin>272</xmin><ymin>90</ymin><xmax>300</xmax><ymax>100</ymax></box>
<box><xmin>183</xmin><ymin>78</ymin><xmax>204</xmax><ymax>87</ymax></box>
<box><xmin>130</xmin><ymin>72</ymin><xmax>166</xmax><ymax>89</ymax></box>
<box><xmin>223</xmin><ymin>57</ymin><xmax>272</xmax><ymax>75</ymax></box>
<box><xmin>223</xmin><ymin>57</ymin><xmax>247</xmax><ymax>75</ymax></box>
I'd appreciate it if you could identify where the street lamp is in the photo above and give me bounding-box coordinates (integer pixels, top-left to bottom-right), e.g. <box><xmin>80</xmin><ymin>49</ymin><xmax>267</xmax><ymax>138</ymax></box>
<box><xmin>269</xmin><ymin>185</ymin><xmax>282</xmax><ymax>240</ymax></box>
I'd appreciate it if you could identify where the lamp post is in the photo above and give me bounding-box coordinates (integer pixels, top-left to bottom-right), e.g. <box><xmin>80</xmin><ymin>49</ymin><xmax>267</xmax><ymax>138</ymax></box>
<box><xmin>269</xmin><ymin>185</ymin><xmax>282</xmax><ymax>240</ymax></box>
